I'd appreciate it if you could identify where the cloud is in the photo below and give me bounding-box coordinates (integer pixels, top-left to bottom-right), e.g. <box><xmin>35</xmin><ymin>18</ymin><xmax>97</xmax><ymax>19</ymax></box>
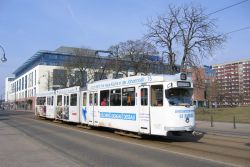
<box><xmin>65</xmin><ymin>0</ymin><xmax>85</xmax><ymax>32</ymax></box>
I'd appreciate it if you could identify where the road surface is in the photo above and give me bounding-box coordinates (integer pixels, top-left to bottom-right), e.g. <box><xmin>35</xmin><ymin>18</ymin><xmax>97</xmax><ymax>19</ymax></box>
<box><xmin>0</xmin><ymin>110</ymin><xmax>249</xmax><ymax>167</ymax></box>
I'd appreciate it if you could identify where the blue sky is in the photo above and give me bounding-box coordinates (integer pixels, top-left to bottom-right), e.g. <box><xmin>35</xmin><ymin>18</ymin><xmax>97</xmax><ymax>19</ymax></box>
<box><xmin>0</xmin><ymin>0</ymin><xmax>250</xmax><ymax>95</ymax></box>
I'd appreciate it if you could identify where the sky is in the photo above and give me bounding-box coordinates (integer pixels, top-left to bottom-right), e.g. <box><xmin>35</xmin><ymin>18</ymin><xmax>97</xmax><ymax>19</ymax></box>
<box><xmin>0</xmin><ymin>0</ymin><xmax>250</xmax><ymax>96</ymax></box>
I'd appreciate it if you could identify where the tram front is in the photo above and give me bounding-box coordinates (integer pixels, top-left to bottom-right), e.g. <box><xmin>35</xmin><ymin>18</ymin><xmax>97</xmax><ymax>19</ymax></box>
<box><xmin>163</xmin><ymin>73</ymin><xmax>195</xmax><ymax>135</ymax></box>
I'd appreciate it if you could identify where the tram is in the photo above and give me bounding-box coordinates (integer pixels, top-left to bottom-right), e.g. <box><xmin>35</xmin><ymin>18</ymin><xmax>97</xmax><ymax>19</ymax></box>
<box><xmin>55</xmin><ymin>86</ymin><xmax>81</xmax><ymax>123</ymax></box>
<box><xmin>35</xmin><ymin>90</ymin><xmax>55</xmax><ymax>119</ymax></box>
<box><xmin>35</xmin><ymin>73</ymin><xmax>195</xmax><ymax>136</ymax></box>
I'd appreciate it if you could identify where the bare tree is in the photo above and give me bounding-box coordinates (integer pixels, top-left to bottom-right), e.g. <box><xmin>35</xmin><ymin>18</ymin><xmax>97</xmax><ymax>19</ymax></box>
<box><xmin>50</xmin><ymin>69</ymin><xmax>68</xmax><ymax>89</ymax></box>
<box><xmin>146</xmin><ymin>4</ymin><xmax>226</xmax><ymax>71</ymax></box>
<box><xmin>145</xmin><ymin>15</ymin><xmax>179</xmax><ymax>74</ymax></box>
<box><xmin>108</xmin><ymin>44</ymin><xmax>129</xmax><ymax>78</ymax></box>
<box><xmin>63</xmin><ymin>48</ymin><xmax>97</xmax><ymax>87</ymax></box>
<box><xmin>108</xmin><ymin>40</ymin><xmax>158</xmax><ymax>76</ymax></box>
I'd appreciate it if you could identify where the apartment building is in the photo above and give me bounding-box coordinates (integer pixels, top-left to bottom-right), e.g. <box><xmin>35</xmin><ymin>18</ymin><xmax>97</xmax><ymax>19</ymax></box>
<box><xmin>186</xmin><ymin>65</ymin><xmax>216</xmax><ymax>107</ymax></box>
<box><xmin>213</xmin><ymin>58</ymin><xmax>250</xmax><ymax>106</ymax></box>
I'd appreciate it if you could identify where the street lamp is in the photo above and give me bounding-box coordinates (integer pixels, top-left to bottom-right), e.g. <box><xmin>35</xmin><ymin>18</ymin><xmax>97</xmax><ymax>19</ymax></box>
<box><xmin>0</xmin><ymin>45</ymin><xmax>7</xmax><ymax>63</ymax></box>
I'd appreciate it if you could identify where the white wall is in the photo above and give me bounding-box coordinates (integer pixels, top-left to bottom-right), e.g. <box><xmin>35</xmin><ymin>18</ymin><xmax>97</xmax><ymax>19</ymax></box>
<box><xmin>5</xmin><ymin>65</ymin><xmax>63</xmax><ymax>102</ymax></box>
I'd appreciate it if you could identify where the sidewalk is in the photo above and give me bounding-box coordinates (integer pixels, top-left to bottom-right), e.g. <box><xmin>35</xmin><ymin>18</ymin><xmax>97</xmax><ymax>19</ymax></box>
<box><xmin>195</xmin><ymin>121</ymin><xmax>250</xmax><ymax>137</ymax></box>
<box><xmin>0</xmin><ymin>119</ymin><xmax>81</xmax><ymax>167</ymax></box>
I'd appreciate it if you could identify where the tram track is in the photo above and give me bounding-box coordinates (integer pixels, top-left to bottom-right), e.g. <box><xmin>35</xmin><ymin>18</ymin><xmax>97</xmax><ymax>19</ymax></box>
<box><xmin>164</xmin><ymin>135</ymin><xmax>250</xmax><ymax>152</ymax></box>
<box><xmin>8</xmin><ymin>113</ymin><xmax>250</xmax><ymax>167</ymax></box>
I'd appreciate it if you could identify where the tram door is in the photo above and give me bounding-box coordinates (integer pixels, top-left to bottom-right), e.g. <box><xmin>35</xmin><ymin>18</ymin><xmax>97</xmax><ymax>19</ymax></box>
<box><xmin>88</xmin><ymin>92</ymin><xmax>98</xmax><ymax>126</ymax></box>
<box><xmin>139</xmin><ymin>86</ymin><xmax>151</xmax><ymax>134</ymax></box>
<box><xmin>63</xmin><ymin>95</ymin><xmax>69</xmax><ymax>120</ymax></box>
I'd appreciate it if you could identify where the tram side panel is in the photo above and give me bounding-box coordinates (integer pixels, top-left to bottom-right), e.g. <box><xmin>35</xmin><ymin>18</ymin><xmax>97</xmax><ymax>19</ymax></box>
<box><xmin>54</xmin><ymin>86</ymin><xmax>81</xmax><ymax>123</ymax></box>
<box><xmin>46</xmin><ymin>95</ymin><xmax>55</xmax><ymax>119</ymax></box>
<box><xmin>68</xmin><ymin>92</ymin><xmax>81</xmax><ymax>123</ymax></box>
<box><xmin>80</xmin><ymin>91</ymin><xmax>88</xmax><ymax>124</ymax></box>
<box><xmin>35</xmin><ymin>96</ymin><xmax>46</xmax><ymax>117</ymax></box>
<box><xmin>55</xmin><ymin>94</ymin><xmax>63</xmax><ymax>120</ymax></box>
<box><xmin>88</xmin><ymin>87</ymin><xmax>139</xmax><ymax>132</ymax></box>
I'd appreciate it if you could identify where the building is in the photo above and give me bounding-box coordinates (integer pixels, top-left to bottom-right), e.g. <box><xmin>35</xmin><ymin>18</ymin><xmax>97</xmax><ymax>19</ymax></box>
<box><xmin>213</xmin><ymin>58</ymin><xmax>250</xmax><ymax>107</ymax></box>
<box><xmin>186</xmin><ymin>65</ymin><xmax>216</xmax><ymax>108</ymax></box>
<box><xmin>4</xmin><ymin>46</ymin><xmax>171</xmax><ymax>111</ymax></box>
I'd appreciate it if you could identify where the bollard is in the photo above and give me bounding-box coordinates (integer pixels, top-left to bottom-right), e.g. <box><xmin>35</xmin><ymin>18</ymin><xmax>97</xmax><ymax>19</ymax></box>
<box><xmin>211</xmin><ymin>114</ymin><xmax>214</xmax><ymax>127</ymax></box>
<box><xmin>233</xmin><ymin>115</ymin><xmax>236</xmax><ymax>129</ymax></box>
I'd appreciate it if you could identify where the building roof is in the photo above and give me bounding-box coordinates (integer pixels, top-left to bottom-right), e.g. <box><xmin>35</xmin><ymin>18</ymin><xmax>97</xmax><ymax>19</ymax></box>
<box><xmin>12</xmin><ymin>46</ymin><xmax>174</xmax><ymax>78</ymax></box>
<box><xmin>13</xmin><ymin>46</ymin><xmax>97</xmax><ymax>77</ymax></box>
<box><xmin>213</xmin><ymin>58</ymin><xmax>250</xmax><ymax>67</ymax></box>
<box><xmin>55</xmin><ymin>46</ymin><xmax>96</xmax><ymax>56</ymax></box>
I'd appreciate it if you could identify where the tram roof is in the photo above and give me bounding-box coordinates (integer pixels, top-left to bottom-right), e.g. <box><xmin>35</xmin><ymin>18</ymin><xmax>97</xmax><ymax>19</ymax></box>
<box><xmin>88</xmin><ymin>73</ymin><xmax>191</xmax><ymax>90</ymax></box>
<box><xmin>56</xmin><ymin>86</ymin><xmax>81</xmax><ymax>94</ymax></box>
<box><xmin>36</xmin><ymin>90</ymin><xmax>55</xmax><ymax>97</ymax></box>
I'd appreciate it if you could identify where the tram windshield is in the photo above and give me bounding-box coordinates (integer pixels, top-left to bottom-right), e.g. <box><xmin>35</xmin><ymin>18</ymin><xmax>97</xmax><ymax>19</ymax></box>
<box><xmin>165</xmin><ymin>88</ymin><xmax>193</xmax><ymax>106</ymax></box>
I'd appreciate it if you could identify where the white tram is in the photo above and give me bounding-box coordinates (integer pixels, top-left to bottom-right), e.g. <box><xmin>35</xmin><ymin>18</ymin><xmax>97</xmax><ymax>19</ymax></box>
<box><xmin>36</xmin><ymin>73</ymin><xmax>195</xmax><ymax>136</ymax></box>
<box><xmin>35</xmin><ymin>90</ymin><xmax>55</xmax><ymax>118</ymax></box>
<box><xmin>55</xmin><ymin>86</ymin><xmax>81</xmax><ymax>123</ymax></box>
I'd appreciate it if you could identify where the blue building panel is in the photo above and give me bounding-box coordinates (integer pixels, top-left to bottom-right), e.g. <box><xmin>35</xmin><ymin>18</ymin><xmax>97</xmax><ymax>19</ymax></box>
<box><xmin>13</xmin><ymin>51</ymin><xmax>71</xmax><ymax>78</ymax></box>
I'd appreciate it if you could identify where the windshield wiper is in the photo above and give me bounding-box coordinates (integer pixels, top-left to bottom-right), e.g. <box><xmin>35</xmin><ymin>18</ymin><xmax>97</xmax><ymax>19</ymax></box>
<box><xmin>178</xmin><ymin>103</ymin><xmax>191</xmax><ymax>107</ymax></box>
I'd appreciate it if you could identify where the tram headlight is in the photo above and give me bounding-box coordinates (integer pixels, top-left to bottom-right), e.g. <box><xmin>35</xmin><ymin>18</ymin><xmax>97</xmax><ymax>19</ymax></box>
<box><xmin>180</xmin><ymin>73</ymin><xmax>187</xmax><ymax>80</ymax></box>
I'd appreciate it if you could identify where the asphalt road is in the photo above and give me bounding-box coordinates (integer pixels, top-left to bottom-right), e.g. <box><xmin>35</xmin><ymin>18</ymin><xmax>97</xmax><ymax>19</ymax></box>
<box><xmin>0</xmin><ymin>110</ymin><xmax>238</xmax><ymax>167</ymax></box>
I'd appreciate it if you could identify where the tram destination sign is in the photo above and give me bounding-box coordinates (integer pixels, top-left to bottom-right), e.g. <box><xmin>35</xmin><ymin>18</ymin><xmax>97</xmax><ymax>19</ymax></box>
<box><xmin>177</xmin><ymin>81</ymin><xmax>191</xmax><ymax>87</ymax></box>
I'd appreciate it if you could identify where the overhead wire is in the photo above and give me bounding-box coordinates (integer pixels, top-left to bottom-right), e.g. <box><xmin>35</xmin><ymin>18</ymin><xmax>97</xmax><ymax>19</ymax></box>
<box><xmin>207</xmin><ymin>0</ymin><xmax>250</xmax><ymax>35</ymax></box>
<box><xmin>225</xmin><ymin>26</ymin><xmax>250</xmax><ymax>35</ymax></box>
<box><xmin>207</xmin><ymin>0</ymin><xmax>249</xmax><ymax>16</ymax></box>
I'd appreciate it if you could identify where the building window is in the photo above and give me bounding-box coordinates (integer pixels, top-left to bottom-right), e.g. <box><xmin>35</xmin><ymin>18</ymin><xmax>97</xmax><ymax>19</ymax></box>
<box><xmin>34</xmin><ymin>88</ymin><xmax>36</xmax><ymax>96</ymax></box>
<box><xmin>19</xmin><ymin>79</ymin><xmax>21</xmax><ymax>91</ymax></box>
<box><xmin>35</xmin><ymin>70</ymin><xmax>36</xmax><ymax>86</ymax></box>
<box><xmin>31</xmin><ymin>72</ymin><xmax>33</xmax><ymax>87</ymax></box>
<box><xmin>94</xmin><ymin>72</ymin><xmax>107</xmax><ymax>81</ymax></box>
<box><xmin>25</xmin><ymin>76</ymin><xmax>27</xmax><ymax>89</ymax></box>
<box><xmin>75</xmin><ymin>71</ymin><xmax>87</xmax><ymax>87</ymax></box>
<box><xmin>22</xmin><ymin>77</ymin><xmax>24</xmax><ymax>90</ymax></box>
<box><xmin>113</xmin><ymin>73</ymin><xmax>123</xmax><ymax>79</ymax></box>
<box><xmin>15</xmin><ymin>81</ymin><xmax>17</xmax><ymax>92</ymax></box>
<box><xmin>53</xmin><ymin>69</ymin><xmax>67</xmax><ymax>87</ymax></box>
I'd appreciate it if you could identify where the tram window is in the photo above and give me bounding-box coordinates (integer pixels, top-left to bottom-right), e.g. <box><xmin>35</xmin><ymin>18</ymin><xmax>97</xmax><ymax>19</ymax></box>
<box><xmin>51</xmin><ymin>96</ymin><xmax>54</xmax><ymax>105</ymax></box>
<box><xmin>165</xmin><ymin>88</ymin><xmax>193</xmax><ymax>106</ymax></box>
<box><xmin>151</xmin><ymin>85</ymin><xmax>163</xmax><ymax>106</ymax></box>
<box><xmin>57</xmin><ymin>95</ymin><xmax>62</xmax><ymax>106</ymax></box>
<box><xmin>100</xmin><ymin>90</ymin><xmax>109</xmax><ymax>106</ymax></box>
<box><xmin>94</xmin><ymin>93</ymin><xmax>98</xmax><ymax>106</ymax></box>
<box><xmin>82</xmin><ymin>92</ymin><xmax>87</xmax><ymax>106</ymax></box>
<box><xmin>122</xmin><ymin>87</ymin><xmax>135</xmax><ymax>106</ymax></box>
<box><xmin>46</xmin><ymin>97</ymin><xmax>49</xmax><ymax>105</ymax></box>
<box><xmin>110</xmin><ymin>89</ymin><xmax>121</xmax><ymax>106</ymax></box>
<box><xmin>64</xmin><ymin>96</ymin><xmax>69</xmax><ymax>106</ymax></box>
<box><xmin>141</xmin><ymin>88</ymin><xmax>148</xmax><ymax>106</ymax></box>
<box><xmin>89</xmin><ymin>94</ymin><xmax>93</xmax><ymax>105</ymax></box>
<box><xmin>47</xmin><ymin>96</ymin><xmax>53</xmax><ymax>106</ymax></box>
<box><xmin>37</xmin><ymin>97</ymin><xmax>46</xmax><ymax>105</ymax></box>
<box><xmin>70</xmin><ymin>94</ymin><xmax>77</xmax><ymax>106</ymax></box>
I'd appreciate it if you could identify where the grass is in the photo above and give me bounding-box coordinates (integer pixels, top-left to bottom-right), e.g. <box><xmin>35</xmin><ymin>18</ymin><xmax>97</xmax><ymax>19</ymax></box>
<box><xmin>195</xmin><ymin>107</ymin><xmax>250</xmax><ymax>124</ymax></box>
